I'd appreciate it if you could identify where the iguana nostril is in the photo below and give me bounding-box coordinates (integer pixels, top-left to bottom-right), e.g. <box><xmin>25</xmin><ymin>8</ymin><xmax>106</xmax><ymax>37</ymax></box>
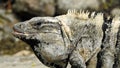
<box><xmin>13</xmin><ymin>25</ymin><xmax>23</xmax><ymax>33</ymax></box>
<box><xmin>19</xmin><ymin>23</ymin><xmax>24</xmax><ymax>28</ymax></box>
<box><xmin>13</xmin><ymin>23</ymin><xmax>25</xmax><ymax>33</ymax></box>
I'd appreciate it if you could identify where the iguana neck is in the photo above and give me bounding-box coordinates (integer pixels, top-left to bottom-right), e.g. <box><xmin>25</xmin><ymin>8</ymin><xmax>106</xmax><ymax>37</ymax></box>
<box><xmin>56</xmin><ymin>13</ymin><xmax>103</xmax><ymax>44</ymax></box>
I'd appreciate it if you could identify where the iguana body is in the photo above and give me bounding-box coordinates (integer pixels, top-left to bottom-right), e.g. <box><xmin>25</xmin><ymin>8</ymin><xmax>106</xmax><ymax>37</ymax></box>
<box><xmin>13</xmin><ymin>10</ymin><xmax>120</xmax><ymax>68</ymax></box>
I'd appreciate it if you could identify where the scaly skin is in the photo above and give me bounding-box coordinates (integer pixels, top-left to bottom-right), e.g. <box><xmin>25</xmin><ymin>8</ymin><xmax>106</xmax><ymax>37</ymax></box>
<box><xmin>13</xmin><ymin>10</ymin><xmax>120</xmax><ymax>68</ymax></box>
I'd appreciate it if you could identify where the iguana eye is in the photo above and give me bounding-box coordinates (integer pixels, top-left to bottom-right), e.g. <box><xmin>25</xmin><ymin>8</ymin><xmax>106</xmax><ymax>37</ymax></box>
<box><xmin>31</xmin><ymin>22</ymin><xmax>42</xmax><ymax>29</ymax></box>
<box><xmin>34</xmin><ymin>22</ymin><xmax>42</xmax><ymax>26</ymax></box>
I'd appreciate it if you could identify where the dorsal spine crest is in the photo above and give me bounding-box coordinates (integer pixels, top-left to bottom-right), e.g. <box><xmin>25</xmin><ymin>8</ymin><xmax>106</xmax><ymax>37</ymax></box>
<box><xmin>112</xmin><ymin>16</ymin><xmax>120</xmax><ymax>33</ymax></box>
<box><xmin>67</xmin><ymin>9</ymin><xmax>90</xmax><ymax>20</ymax></box>
<box><xmin>67</xmin><ymin>9</ymin><xmax>104</xmax><ymax>28</ymax></box>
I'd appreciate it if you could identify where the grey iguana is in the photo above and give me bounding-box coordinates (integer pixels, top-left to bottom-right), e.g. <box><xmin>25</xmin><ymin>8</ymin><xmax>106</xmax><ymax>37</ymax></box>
<box><xmin>13</xmin><ymin>10</ymin><xmax>120</xmax><ymax>68</ymax></box>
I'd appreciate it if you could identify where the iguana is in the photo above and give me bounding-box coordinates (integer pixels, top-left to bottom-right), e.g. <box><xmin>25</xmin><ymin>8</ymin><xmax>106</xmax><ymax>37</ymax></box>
<box><xmin>13</xmin><ymin>10</ymin><xmax>120</xmax><ymax>68</ymax></box>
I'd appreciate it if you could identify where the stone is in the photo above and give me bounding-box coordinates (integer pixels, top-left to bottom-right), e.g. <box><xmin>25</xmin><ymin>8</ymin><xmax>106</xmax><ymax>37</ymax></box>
<box><xmin>56</xmin><ymin>0</ymin><xmax>99</xmax><ymax>14</ymax></box>
<box><xmin>13</xmin><ymin>0</ymin><xmax>55</xmax><ymax>16</ymax></box>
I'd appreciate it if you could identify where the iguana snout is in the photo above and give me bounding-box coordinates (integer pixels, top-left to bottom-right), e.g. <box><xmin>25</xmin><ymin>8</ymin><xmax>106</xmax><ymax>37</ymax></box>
<box><xmin>13</xmin><ymin>17</ymin><xmax>61</xmax><ymax>38</ymax></box>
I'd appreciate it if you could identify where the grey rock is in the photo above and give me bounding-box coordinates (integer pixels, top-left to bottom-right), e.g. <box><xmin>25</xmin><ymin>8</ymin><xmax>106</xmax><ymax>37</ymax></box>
<box><xmin>56</xmin><ymin>0</ymin><xmax>99</xmax><ymax>14</ymax></box>
<box><xmin>0</xmin><ymin>9</ymin><xmax>30</xmax><ymax>55</ymax></box>
<box><xmin>13</xmin><ymin>0</ymin><xmax>55</xmax><ymax>16</ymax></box>
<box><xmin>56</xmin><ymin>0</ymin><xmax>120</xmax><ymax>15</ymax></box>
<box><xmin>111</xmin><ymin>8</ymin><xmax>120</xmax><ymax>16</ymax></box>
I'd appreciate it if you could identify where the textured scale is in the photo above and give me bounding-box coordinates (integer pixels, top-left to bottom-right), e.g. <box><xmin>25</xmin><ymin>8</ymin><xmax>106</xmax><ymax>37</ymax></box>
<box><xmin>13</xmin><ymin>10</ymin><xmax>120</xmax><ymax>68</ymax></box>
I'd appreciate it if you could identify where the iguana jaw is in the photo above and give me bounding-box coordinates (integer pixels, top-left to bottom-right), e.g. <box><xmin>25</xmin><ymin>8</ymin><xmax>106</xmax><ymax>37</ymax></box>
<box><xmin>13</xmin><ymin>22</ymin><xmax>38</xmax><ymax>41</ymax></box>
<box><xmin>13</xmin><ymin>23</ymin><xmax>31</xmax><ymax>38</ymax></box>
<box><xmin>13</xmin><ymin>31</ymin><xmax>30</xmax><ymax>38</ymax></box>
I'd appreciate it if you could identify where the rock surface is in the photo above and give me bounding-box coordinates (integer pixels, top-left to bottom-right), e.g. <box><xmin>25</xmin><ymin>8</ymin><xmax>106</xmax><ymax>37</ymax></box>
<box><xmin>0</xmin><ymin>9</ymin><xmax>30</xmax><ymax>55</ymax></box>
<box><xmin>0</xmin><ymin>54</ymin><xmax>49</xmax><ymax>68</ymax></box>
<box><xmin>56</xmin><ymin>0</ymin><xmax>99</xmax><ymax>14</ymax></box>
<box><xmin>56</xmin><ymin>0</ymin><xmax>120</xmax><ymax>15</ymax></box>
<box><xmin>111</xmin><ymin>8</ymin><xmax>120</xmax><ymax>16</ymax></box>
<box><xmin>0</xmin><ymin>54</ymin><xmax>71</xmax><ymax>68</ymax></box>
<box><xmin>13</xmin><ymin>0</ymin><xmax>55</xmax><ymax>16</ymax></box>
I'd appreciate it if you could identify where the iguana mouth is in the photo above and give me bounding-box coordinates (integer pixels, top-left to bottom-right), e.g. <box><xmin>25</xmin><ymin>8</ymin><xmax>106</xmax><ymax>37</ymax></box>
<box><xmin>12</xmin><ymin>25</ymin><xmax>30</xmax><ymax>38</ymax></box>
<box><xmin>13</xmin><ymin>28</ymin><xmax>23</xmax><ymax>34</ymax></box>
<box><xmin>13</xmin><ymin>24</ymin><xmax>24</xmax><ymax>33</ymax></box>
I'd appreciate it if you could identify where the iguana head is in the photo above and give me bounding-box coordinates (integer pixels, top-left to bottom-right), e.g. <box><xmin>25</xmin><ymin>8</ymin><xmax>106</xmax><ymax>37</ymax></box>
<box><xmin>13</xmin><ymin>17</ymin><xmax>71</xmax><ymax>67</ymax></box>
<box><xmin>13</xmin><ymin>17</ymin><xmax>63</xmax><ymax>46</ymax></box>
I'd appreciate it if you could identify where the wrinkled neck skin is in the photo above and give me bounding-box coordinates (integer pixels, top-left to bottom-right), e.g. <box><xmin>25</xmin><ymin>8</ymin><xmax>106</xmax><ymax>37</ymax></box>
<box><xmin>56</xmin><ymin>14</ymin><xmax>103</xmax><ymax>62</ymax></box>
